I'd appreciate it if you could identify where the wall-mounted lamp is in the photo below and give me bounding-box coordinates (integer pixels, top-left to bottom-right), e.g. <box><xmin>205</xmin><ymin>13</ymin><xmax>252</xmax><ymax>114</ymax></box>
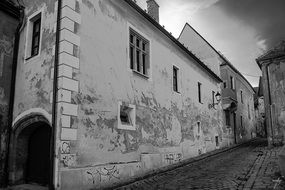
<box><xmin>208</xmin><ymin>92</ymin><xmax>221</xmax><ymax>109</ymax></box>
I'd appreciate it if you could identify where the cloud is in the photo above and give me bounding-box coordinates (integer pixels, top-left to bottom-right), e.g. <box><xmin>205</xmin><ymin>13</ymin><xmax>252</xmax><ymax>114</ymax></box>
<box><xmin>136</xmin><ymin>0</ymin><xmax>220</xmax><ymax>37</ymax></box>
<box><xmin>216</xmin><ymin>0</ymin><xmax>285</xmax><ymax>50</ymax></box>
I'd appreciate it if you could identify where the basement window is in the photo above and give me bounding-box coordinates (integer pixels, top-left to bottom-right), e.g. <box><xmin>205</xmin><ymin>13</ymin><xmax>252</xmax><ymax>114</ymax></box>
<box><xmin>118</xmin><ymin>102</ymin><xmax>136</xmax><ymax>130</ymax></box>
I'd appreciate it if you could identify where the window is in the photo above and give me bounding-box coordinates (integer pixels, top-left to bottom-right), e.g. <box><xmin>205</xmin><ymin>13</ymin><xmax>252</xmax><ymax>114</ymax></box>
<box><xmin>198</xmin><ymin>82</ymin><xmax>202</xmax><ymax>103</ymax></box>
<box><xmin>31</xmin><ymin>17</ymin><xmax>41</xmax><ymax>56</ymax></box>
<box><xmin>212</xmin><ymin>91</ymin><xmax>215</xmax><ymax>104</ymax></box>
<box><xmin>225</xmin><ymin>111</ymin><xmax>230</xmax><ymax>126</ymax></box>
<box><xmin>230</xmin><ymin>76</ymin><xmax>235</xmax><ymax>90</ymax></box>
<box><xmin>129</xmin><ymin>28</ymin><xmax>150</xmax><ymax>76</ymax></box>
<box><xmin>25</xmin><ymin>11</ymin><xmax>42</xmax><ymax>59</ymax></box>
<box><xmin>248</xmin><ymin>104</ymin><xmax>251</xmax><ymax>119</ymax></box>
<box><xmin>215</xmin><ymin>136</ymin><xmax>219</xmax><ymax>147</ymax></box>
<box><xmin>240</xmin><ymin>91</ymin><xmax>243</xmax><ymax>103</ymax></box>
<box><xmin>240</xmin><ymin>116</ymin><xmax>243</xmax><ymax>128</ymax></box>
<box><xmin>118</xmin><ymin>102</ymin><xmax>136</xmax><ymax>130</ymax></box>
<box><xmin>197</xmin><ymin>122</ymin><xmax>201</xmax><ymax>134</ymax></box>
<box><xmin>223</xmin><ymin>81</ymin><xmax>227</xmax><ymax>88</ymax></box>
<box><xmin>173</xmin><ymin>66</ymin><xmax>179</xmax><ymax>92</ymax></box>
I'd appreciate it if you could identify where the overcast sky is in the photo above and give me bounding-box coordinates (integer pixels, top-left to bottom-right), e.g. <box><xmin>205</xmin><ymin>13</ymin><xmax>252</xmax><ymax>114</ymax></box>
<box><xmin>136</xmin><ymin>0</ymin><xmax>285</xmax><ymax>87</ymax></box>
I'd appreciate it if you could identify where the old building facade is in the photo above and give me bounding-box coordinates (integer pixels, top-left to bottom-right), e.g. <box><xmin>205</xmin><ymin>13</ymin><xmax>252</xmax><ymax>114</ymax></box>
<box><xmin>0</xmin><ymin>0</ymin><xmax>257</xmax><ymax>189</ymax></box>
<box><xmin>220</xmin><ymin>61</ymin><xmax>256</xmax><ymax>144</ymax></box>
<box><xmin>179</xmin><ymin>23</ymin><xmax>256</xmax><ymax>146</ymax></box>
<box><xmin>257</xmin><ymin>41</ymin><xmax>285</xmax><ymax>146</ymax></box>
<box><xmin>254</xmin><ymin>78</ymin><xmax>266</xmax><ymax>137</ymax></box>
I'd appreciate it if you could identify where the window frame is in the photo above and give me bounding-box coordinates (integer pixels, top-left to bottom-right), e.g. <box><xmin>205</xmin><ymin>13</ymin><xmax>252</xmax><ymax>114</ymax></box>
<box><xmin>173</xmin><ymin>65</ymin><xmax>179</xmax><ymax>93</ymax></box>
<box><xmin>117</xmin><ymin>102</ymin><xmax>136</xmax><ymax>131</ymax></box>
<box><xmin>24</xmin><ymin>9</ymin><xmax>43</xmax><ymax>62</ymax></box>
<box><xmin>230</xmin><ymin>76</ymin><xmax>235</xmax><ymax>90</ymax></box>
<box><xmin>248</xmin><ymin>104</ymin><xmax>251</xmax><ymax>119</ymax></box>
<box><xmin>129</xmin><ymin>27</ymin><xmax>150</xmax><ymax>78</ymax></box>
<box><xmin>223</xmin><ymin>81</ymin><xmax>227</xmax><ymax>89</ymax></box>
<box><xmin>31</xmin><ymin>17</ymin><xmax>41</xmax><ymax>57</ymax></box>
<box><xmin>198</xmin><ymin>82</ymin><xmax>202</xmax><ymax>103</ymax></box>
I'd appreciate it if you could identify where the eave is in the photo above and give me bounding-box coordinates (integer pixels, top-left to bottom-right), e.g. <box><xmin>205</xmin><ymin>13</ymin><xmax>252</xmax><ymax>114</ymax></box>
<box><xmin>0</xmin><ymin>0</ymin><xmax>20</xmax><ymax>19</ymax></box>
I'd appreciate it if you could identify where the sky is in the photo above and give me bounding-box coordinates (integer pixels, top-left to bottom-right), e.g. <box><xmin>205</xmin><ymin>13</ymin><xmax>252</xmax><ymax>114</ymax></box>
<box><xmin>136</xmin><ymin>0</ymin><xmax>285</xmax><ymax>87</ymax></box>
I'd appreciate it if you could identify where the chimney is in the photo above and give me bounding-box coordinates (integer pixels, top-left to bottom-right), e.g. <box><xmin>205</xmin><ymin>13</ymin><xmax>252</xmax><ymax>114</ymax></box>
<box><xmin>147</xmin><ymin>0</ymin><xmax>159</xmax><ymax>22</ymax></box>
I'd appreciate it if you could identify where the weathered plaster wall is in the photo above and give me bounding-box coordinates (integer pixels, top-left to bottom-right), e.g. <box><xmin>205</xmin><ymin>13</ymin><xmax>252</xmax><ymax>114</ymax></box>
<box><xmin>266</xmin><ymin>59</ymin><xmax>285</xmax><ymax>143</ymax></box>
<box><xmin>255</xmin><ymin>97</ymin><xmax>266</xmax><ymax>137</ymax></box>
<box><xmin>178</xmin><ymin>23</ymin><xmax>221</xmax><ymax>77</ymax></box>
<box><xmin>220</xmin><ymin>65</ymin><xmax>237</xmax><ymax>100</ymax></box>
<box><xmin>235</xmin><ymin>76</ymin><xmax>256</xmax><ymax>142</ymax></box>
<box><xmin>0</xmin><ymin>10</ymin><xmax>18</xmax><ymax>186</ymax></box>
<box><xmin>59</xmin><ymin>0</ymin><xmax>227</xmax><ymax>188</ymax></box>
<box><xmin>220</xmin><ymin>64</ymin><xmax>256</xmax><ymax>144</ymax></box>
<box><xmin>12</xmin><ymin>0</ymin><xmax>57</xmax><ymax>123</ymax></box>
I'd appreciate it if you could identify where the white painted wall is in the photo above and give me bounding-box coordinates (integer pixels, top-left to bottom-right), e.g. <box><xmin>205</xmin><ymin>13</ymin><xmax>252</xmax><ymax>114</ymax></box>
<box><xmin>178</xmin><ymin>23</ymin><xmax>221</xmax><ymax>76</ymax></box>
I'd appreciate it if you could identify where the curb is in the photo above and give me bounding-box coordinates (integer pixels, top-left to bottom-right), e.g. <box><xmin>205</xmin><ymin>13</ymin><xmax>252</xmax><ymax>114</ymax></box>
<box><xmin>106</xmin><ymin>138</ymin><xmax>262</xmax><ymax>189</ymax></box>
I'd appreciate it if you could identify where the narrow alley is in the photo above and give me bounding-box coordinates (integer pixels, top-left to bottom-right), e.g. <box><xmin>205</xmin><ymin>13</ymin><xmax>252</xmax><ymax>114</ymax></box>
<box><xmin>115</xmin><ymin>139</ymin><xmax>283</xmax><ymax>190</ymax></box>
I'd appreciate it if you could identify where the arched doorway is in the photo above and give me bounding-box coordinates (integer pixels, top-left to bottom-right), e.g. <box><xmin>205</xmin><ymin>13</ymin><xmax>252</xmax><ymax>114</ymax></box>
<box><xmin>9</xmin><ymin>115</ymin><xmax>52</xmax><ymax>186</ymax></box>
<box><xmin>26</xmin><ymin>124</ymin><xmax>51</xmax><ymax>184</ymax></box>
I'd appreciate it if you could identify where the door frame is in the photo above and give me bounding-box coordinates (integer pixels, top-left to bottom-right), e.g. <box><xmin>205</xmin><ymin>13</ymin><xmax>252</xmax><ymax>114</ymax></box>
<box><xmin>8</xmin><ymin>114</ymin><xmax>52</xmax><ymax>186</ymax></box>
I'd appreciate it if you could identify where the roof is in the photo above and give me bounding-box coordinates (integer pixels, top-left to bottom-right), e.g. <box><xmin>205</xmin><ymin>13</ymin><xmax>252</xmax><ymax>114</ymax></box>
<box><xmin>123</xmin><ymin>0</ymin><xmax>222</xmax><ymax>83</ymax></box>
<box><xmin>177</xmin><ymin>23</ymin><xmax>255</xmax><ymax>94</ymax></box>
<box><xmin>0</xmin><ymin>0</ymin><xmax>21</xmax><ymax>19</ymax></box>
<box><xmin>256</xmin><ymin>40</ymin><xmax>285</xmax><ymax>67</ymax></box>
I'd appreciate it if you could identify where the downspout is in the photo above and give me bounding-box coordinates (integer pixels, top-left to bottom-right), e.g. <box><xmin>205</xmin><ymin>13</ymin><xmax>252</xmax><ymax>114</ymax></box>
<box><xmin>51</xmin><ymin>0</ymin><xmax>62</xmax><ymax>189</ymax></box>
<box><xmin>5</xmin><ymin>5</ymin><xmax>24</xmax><ymax>187</ymax></box>
<box><xmin>265</xmin><ymin>63</ymin><xmax>274</xmax><ymax>147</ymax></box>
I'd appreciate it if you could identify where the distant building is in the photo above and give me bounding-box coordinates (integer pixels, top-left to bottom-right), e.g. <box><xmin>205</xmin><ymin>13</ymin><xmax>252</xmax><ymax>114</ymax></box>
<box><xmin>254</xmin><ymin>77</ymin><xmax>266</xmax><ymax>137</ymax></box>
<box><xmin>220</xmin><ymin>60</ymin><xmax>256</xmax><ymax>144</ymax></box>
<box><xmin>179</xmin><ymin>23</ymin><xmax>257</xmax><ymax>145</ymax></box>
<box><xmin>256</xmin><ymin>41</ymin><xmax>285</xmax><ymax>146</ymax></box>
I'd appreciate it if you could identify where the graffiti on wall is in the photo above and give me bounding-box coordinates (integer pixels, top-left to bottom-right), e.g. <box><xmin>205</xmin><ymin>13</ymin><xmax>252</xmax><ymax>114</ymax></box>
<box><xmin>61</xmin><ymin>141</ymin><xmax>71</xmax><ymax>154</ymax></box>
<box><xmin>86</xmin><ymin>165</ymin><xmax>120</xmax><ymax>184</ymax></box>
<box><xmin>61</xmin><ymin>154</ymin><xmax>76</xmax><ymax>167</ymax></box>
<box><xmin>163</xmin><ymin>152</ymin><xmax>183</xmax><ymax>165</ymax></box>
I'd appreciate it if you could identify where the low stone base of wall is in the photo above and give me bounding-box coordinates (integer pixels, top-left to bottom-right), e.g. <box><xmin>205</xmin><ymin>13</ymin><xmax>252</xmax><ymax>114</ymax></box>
<box><xmin>61</xmin><ymin>162</ymin><xmax>142</xmax><ymax>190</ymax></box>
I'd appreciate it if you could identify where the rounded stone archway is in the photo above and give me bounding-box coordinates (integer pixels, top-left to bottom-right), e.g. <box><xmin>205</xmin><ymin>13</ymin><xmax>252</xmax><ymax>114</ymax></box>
<box><xmin>9</xmin><ymin>115</ymin><xmax>52</xmax><ymax>186</ymax></box>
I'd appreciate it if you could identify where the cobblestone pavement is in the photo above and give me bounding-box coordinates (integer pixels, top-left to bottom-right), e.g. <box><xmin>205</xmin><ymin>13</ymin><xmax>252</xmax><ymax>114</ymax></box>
<box><xmin>115</xmin><ymin>139</ymin><xmax>284</xmax><ymax>190</ymax></box>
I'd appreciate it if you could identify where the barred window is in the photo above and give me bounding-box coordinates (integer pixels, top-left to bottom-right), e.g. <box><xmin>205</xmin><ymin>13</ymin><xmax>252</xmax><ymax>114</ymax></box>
<box><xmin>129</xmin><ymin>28</ymin><xmax>150</xmax><ymax>76</ymax></box>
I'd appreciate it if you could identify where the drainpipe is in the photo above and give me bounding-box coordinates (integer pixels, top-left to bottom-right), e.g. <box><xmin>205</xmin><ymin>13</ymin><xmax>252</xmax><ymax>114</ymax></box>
<box><xmin>265</xmin><ymin>63</ymin><xmax>274</xmax><ymax>147</ymax></box>
<box><xmin>5</xmin><ymin>5</ymin><xmax>24</xmax><ymax>187</ymax></box>
<box><xmin>51</xmin><ymin>0</ymin><xmax>61</xmax><ymax>189</ymax></box>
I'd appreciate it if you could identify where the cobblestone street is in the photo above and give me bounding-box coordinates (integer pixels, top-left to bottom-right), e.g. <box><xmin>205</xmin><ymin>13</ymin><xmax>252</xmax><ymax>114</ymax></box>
<box><xmin>115</xmin><ymin>139</ymin><xmax>284</xmax><ymax>190</ymax></box>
